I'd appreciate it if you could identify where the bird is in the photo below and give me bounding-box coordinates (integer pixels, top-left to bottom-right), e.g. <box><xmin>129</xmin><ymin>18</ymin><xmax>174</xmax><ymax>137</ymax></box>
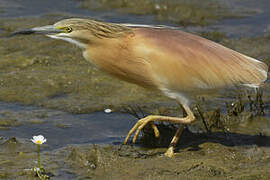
<box><xmin>12</xmin><ymin>18</ymin><xmax>268</xmax><ymax>157</ymax></box>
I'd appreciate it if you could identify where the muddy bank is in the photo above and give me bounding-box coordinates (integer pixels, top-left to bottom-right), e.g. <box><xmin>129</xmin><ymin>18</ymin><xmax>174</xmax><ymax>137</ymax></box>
<box><xmin>1</xmin><ymin>132</ymin><xmax>270</xmax><ymax>179</ymax></box>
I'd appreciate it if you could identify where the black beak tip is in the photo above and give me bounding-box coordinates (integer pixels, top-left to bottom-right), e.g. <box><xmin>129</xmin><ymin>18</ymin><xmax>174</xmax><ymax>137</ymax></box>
<box><xmin>9</xmin><ymin>29</ymin><xmax>36</xmax><ymax>37</ymax></box>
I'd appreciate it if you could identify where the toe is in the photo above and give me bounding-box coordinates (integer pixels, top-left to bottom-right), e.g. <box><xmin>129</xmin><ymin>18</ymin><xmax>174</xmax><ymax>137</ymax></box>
<box><xmin>164</xmin><ymin>147</ymin><xmax>175</xmax><ymax>158</ymax></box>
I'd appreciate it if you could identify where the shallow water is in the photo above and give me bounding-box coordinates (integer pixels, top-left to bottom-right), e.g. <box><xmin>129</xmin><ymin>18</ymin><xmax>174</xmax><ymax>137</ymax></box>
<box><xmin>1</xmin><ymin>0</ymin><xmax>270</xmax><ymax>179</ymax></box>
<box><xmin>211</xmin><ymin>0</ymin><xmax>270</xmax><ymax>37</ymax></box>
<box><xmin>0</xmin><ymin>102</ymin><xmax>136</xmax><ymax>150</ymax></box>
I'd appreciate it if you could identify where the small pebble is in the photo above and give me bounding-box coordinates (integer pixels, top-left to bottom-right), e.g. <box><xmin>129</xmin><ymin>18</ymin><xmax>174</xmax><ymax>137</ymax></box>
<box><xmin>155</xmin><ymin>4</ymin><xmax>161</xmax><ymax>10</ymax></box>
<box><xmin>104</xmin><ymin>109</ymin><xmax>112</xmax><ymax>113</ymax></box>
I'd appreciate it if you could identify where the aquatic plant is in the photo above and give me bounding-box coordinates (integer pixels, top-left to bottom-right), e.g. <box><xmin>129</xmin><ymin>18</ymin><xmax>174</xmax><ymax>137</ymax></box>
<box><xmin>31</xmin><ymin>135</ymin><xmax>47</xmax><ymax>145</ymax></box>
<box><xmin>31</xmin><ymin>135</ymin><xmax>50</xmax><ymax>180</ymax></box>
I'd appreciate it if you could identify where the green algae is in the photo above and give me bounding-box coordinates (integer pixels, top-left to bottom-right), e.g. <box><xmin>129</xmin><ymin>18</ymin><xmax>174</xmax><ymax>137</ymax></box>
<box><xmin>200</xmin><ymin>31</ymin><xmax>227</xmax><ymax>42</ymax></box>
<box><xmin>0</xmin><ymin>119</ymin><xmax>20</xmax><ymax>127</ymax></box>
<box><xmin>0</xmin><ymin>111</ymin><xmax>21</xmax><ymax>127</ymax></box>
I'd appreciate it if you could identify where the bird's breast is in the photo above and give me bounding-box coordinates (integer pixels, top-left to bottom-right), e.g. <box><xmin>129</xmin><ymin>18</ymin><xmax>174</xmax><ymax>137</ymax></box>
<box><xmin>82</xmin><ymin>39</ymin><xmax>157</xmax><ymax>88</ymax></box>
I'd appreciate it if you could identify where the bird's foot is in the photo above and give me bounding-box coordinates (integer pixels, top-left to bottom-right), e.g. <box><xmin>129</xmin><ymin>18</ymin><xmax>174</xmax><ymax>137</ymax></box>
<box><xmin>123</xmin><ymin>115</ymin><xmax>160</xmax><ymax>144</ymax></box>
<box><xmin>123</xmin><ymin>114</ymin><xmax>193</xmax><ymax>158</ymax></box>
<box><xmin>164</xmin><ymin>146</ymin><xmax>175</xmax><ymax>158</ymax></box>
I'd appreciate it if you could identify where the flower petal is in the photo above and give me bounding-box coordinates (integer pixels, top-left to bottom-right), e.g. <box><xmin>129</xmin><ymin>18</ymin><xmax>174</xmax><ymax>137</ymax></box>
<box><xmin>32</xmin><ymin>136</ymin><xmax>38</xmax><ymax>140</ymax></box>
<box><xmin>31</xmin><ymin>135</ymin><xmax>47</xmax><ymax>144</ymax></box>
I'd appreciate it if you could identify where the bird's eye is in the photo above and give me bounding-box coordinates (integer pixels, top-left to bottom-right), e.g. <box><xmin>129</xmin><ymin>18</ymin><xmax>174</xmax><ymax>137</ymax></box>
<box><xmin>65</xmin><ymin>27</ymin><xmax>72</xmax><ymax>33</ymax></box>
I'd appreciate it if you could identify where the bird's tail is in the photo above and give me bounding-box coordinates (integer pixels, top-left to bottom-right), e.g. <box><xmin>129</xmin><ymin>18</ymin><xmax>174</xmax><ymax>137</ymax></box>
<box><xmin>241</xmin><ymin>55</ymin><xmax>268</xmax><ymax>88</ymax></box>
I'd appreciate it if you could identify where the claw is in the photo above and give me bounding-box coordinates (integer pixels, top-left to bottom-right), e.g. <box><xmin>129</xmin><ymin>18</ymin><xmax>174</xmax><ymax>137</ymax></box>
<box><xmin>132</xmin><ymin>128</ymin><xmax>140</xmax><ymax>143</ymax></box>
<box><xmin>150</xmin><ymin>122</ymin><xmax>160</xmax><ymax>138</ymax></box>
<box><xmin>124</xmin><ymin>115</ymin><xmax>158</xmax><ymax>144</ymax></box>
<box><xmin>123</xmin><ymin>118</ymin><xmax>143</xmax><ymax>144</ymax></box>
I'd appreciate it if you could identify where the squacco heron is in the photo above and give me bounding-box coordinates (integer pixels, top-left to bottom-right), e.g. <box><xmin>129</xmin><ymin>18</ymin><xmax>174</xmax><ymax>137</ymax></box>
<box><xmin>13</xmin><ymin>18</ymin><xmax>268</xmax><ymax>157</ymax></box>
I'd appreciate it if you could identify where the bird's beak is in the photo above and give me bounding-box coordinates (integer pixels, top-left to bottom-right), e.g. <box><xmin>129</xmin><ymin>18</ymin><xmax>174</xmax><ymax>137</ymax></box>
<box><xmin>10</xmin><ymin>25</ymin><xmax>63</xmax><ymax>36</ymax></box>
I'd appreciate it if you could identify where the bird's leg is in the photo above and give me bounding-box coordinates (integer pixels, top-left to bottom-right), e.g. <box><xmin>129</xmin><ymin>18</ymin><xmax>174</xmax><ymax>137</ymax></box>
<box><xmin>164</xmin><ymin>125</ymin><xmax>184</xmax><ymax>157</ymax></box>
<box><xmin>123</xmin><ymin>104</ymin><xmax>195</xmax><ymax>157</ymax></box>
<box><xmin>165</xmin><ymin>104</ymin><xmax>194</xmax><ymax>157</ymax></box>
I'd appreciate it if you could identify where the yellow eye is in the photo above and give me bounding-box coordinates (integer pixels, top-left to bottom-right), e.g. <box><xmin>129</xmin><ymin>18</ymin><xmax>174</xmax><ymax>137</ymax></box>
<box><xmin>65</xmin><ymin>27</ymin><xmax>72</xmax><ymax>33</ymax></box>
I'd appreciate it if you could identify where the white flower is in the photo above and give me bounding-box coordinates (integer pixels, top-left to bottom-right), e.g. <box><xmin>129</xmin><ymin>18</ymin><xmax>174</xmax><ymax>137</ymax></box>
<box><xmin>104</xmin><ymin>108</ymin><xmax>112</xmax><ymax>113</ymax></box>
<box><xmin>31</xmin><ymin>135</ymin><xmax>47</xmax><ymax>145</ymax></box>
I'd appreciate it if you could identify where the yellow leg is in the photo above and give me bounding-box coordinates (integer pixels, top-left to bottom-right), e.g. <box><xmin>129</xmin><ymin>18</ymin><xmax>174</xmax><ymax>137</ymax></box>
<box><xmin>123</xmin><ymin>104</ymin><xmax>195</xmax><ymax>157</ymax></box>
<box><xmin>164</xmin><ymin>126</ymin><xmax>184</xmax><ymax>157</ymax></box>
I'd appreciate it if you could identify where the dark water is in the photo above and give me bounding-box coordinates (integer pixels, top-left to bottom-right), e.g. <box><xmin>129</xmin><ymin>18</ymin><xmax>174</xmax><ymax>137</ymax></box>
<box><xmin>0</xmin><ymin>102</ymin><xmax>136</xmax><ymax>150</ymax></box>
<box><xmin>213</xmin><ymin>0</ymin><xmax>270</xmax><ymax>37</ymax></box>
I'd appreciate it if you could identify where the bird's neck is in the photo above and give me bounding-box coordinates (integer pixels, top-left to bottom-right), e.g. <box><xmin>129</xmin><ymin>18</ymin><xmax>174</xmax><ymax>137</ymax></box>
<box><xmin>83</xmin><ymin>36</ymin><xmax>130</xmax><ymax>65</ymax></box>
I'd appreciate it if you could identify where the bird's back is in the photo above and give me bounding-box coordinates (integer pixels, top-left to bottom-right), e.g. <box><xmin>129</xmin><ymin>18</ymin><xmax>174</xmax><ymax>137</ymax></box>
<box><xmin>132</xmin><ymin>28</ymin><xmax>268</xmax><ymax>94</ymax></box>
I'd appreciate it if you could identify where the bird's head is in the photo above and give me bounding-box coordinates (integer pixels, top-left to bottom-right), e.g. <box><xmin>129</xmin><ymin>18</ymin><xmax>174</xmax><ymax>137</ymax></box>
<box><xmin>11</xmin><ymin>18</ymin><xmax>133</xmax><ymax>49</ymax></box>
